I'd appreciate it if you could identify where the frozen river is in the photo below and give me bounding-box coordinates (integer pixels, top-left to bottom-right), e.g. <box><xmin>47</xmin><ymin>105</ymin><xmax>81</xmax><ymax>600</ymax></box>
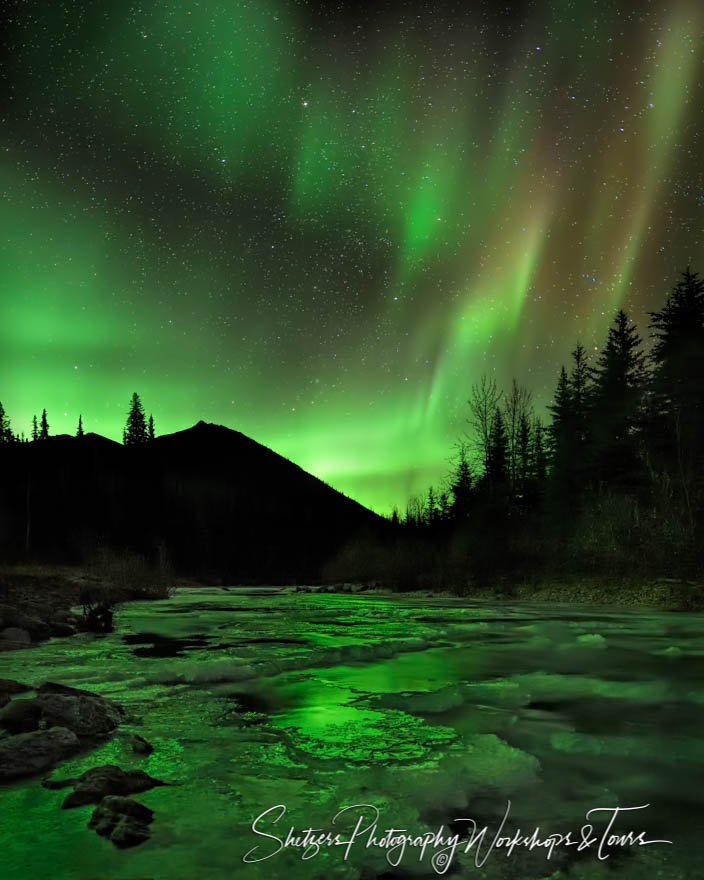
<box><xmin>1</xmin><ymin>587</ymin><xmax>702</xmax><ymax>879</ymax></box>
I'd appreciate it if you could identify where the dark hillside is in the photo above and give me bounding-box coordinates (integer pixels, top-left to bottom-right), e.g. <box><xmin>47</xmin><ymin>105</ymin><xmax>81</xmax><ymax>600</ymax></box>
<box><xmin>0</xmin><ymin>422</ymin><xmax>384</xmax><ymax>583</ymax></box>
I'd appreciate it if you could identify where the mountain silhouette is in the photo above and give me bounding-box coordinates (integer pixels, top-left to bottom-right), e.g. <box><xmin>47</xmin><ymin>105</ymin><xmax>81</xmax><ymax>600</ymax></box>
<box><xmin>0</xmin><ymin>423</ymin><xmax>384</xmax><ymax>582</ymax></box>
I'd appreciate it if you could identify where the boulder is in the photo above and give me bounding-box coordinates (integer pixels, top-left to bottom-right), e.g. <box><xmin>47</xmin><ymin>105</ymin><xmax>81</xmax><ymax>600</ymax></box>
<box><xmin>0</xmin><ymin>727</ymin><xmax>80</xmax><ymax>780</ymax></box>
<box><xmin>36</xmin><ymin>693</ymin><xmax>121</xmax><ymax>736</ymax></box>
<box><xmin>0</xmin><ymin>697</ymin><xmax>42</xmax><ymax>733</ymax></box>
<box><xmin>37</xmin><ymin>681</ymin><xmax>125</xmax><ymax>736</ymax></box>
<box><xmin>0</xmin><ymin>627</ymin><xmax>32</xmax><ymax>647</ymax></box>
<box><xmin>58</xmin><ymin>764</ymin><xmax>166</xmax><ymax>808</ymax></box>
<box><xmin>88</xmin><ymin>796</ymin><xmax>154</xmax><ymax>848</ymax></box>
<box><xmin>0</xmin><ymin>679</ymin><xmax>32</xmax><ymax>695</ymax></box>
<box><xmin>131</xmin><ymin>734</ymin><xmax>154</xmax><ymax>755</ymax></box>
<box><xmin>0</xmin><ymin>684</ymin><xmax>125</xmax><ymax>737</ymax></box>
<box><xmin>0</xmin><ymin>606</ymin><xmax>50</xmax><ymax>641</ymax></box>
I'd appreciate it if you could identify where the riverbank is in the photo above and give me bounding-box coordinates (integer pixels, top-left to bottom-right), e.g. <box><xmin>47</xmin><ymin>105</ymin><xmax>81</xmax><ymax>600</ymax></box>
<box><xmin>0</xmin><ymin>563</ymin><xmax>176</xmax><ymax>650</ymax></box>
<box><xmin>456</xmin><ymin>575</ymin><xmax>704</xmax><ymax>611</ymax></box>
<box><xmin>1</xmin><ymin>565</ymin><xmax>701</xmax><ymax>635</ymax></box>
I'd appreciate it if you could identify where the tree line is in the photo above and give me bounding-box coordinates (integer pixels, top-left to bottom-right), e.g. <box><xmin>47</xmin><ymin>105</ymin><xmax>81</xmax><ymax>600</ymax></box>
<box><xmin>366</xmin><ymin>268</ymin><xmax>704</xmax><ymax>585</ymax></box>
<box><xmin>0</xmin><ymin>393</ymin><xmax>155</xmax><ymax>446</ymax></box>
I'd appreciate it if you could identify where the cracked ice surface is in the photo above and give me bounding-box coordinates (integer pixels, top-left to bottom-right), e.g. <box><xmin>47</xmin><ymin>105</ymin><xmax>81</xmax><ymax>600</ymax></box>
<box><xmin>0</xmin><ymin>587</ymin><xmax>702</xmax><ymax>880</ymax></box>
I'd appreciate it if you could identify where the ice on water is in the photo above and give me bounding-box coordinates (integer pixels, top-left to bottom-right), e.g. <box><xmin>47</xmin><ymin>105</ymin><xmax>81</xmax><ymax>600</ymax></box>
<box><xmin>0</xmin><ymin>588</ymin><xmax>702</xmax><ymax>880</ymax></box>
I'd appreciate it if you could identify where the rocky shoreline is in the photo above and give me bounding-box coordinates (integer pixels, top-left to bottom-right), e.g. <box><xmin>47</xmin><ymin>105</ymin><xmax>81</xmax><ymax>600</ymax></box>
<box><xmin>0</xmin><ymin>678</ymin><xmax>163</xmax><ymax>848</ymax></box>
<box><xmin>0</xmin><ymin>569</ymin><xmax>109</xmax><ymax>650</ymax></box>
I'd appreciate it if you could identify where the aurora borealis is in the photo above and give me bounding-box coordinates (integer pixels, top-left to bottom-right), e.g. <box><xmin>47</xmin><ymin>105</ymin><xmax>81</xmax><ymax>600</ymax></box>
<box><xmin>2</xmin><ymin>0</ymin><xmax>702</xmax><ymax>513</ymax></box>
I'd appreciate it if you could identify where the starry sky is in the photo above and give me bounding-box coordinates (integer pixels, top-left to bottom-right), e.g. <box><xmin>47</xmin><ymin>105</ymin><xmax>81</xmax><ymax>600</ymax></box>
<box><xmin>1</xmin><ymin>0</ymin><xmax>702</xmax><ymax>513</ymax></box>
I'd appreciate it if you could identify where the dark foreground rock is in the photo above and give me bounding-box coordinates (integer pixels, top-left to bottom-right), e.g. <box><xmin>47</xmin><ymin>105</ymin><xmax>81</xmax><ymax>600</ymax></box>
<box><xmin>0</xmin><ymin>605</ymin><xmax>51</xmax><ymax>641</ymax></box>
<box><xmin>0</xmin><ymin>679</ymin><xmax>32</xmax><ymax>695</ymax></box>
<box><xmin>0</xmin><ymin>678</ymin><xmax>27</xmax><ymax>708</ymax></box>
<box><xmin>44</xmin><ymin>764</ymin><xmax>166</xmax><ymax>808</ymax></box>
<box><xmin>0</xmin><ymin>727</ymin><xmax>80</xmax><ymax>780</ymax></box>
<box><xmin>36</xmin><ymin>690</ymin><xmax>124</xmax><ymax>737</ymax></box>
<box><xmin>0</xmin><ymin>697</ymin><xmax>42</xmax><ymax>733</ymax></box>
<box><xmin>88</xmin><ymin>795</ymin><xmax>154</xmax><ymax>848</ymax></box>
<box><xmin>131</xmin><ymin>733</ymin><xmax>154</xmax><ymax>755</ymax></box>
<box><xmin>0</xmin><ymin>683</ymin><xmax>125</xmax><ymax>737</ymax></box>
<box><xmin>0</xmin><ymin>627</ymin><xmax>32</xmax><ymax>649</ymax></box>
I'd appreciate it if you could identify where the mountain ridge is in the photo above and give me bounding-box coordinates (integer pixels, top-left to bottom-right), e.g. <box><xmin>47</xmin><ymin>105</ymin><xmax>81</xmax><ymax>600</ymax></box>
<box><xmin>0</xmin><ymin>422</ymin><xmax>385</xmax><ymax>582</ymax></box>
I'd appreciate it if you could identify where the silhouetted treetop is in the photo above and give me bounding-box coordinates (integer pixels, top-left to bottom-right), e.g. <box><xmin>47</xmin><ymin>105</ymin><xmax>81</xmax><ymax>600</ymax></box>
<box><xmin>0</xmin><ymin>402</ymin><xmax>12</xmax><ymax>443</ymax></box>
<box><xmin>124</xmin><ymin>393</ymin><xmax>148</xmax><ymax>446</ymax></box>
<box><xmin>39</xmin><ymin>409</ymin><xmax>49</xmax><ymax>440</ymax></box>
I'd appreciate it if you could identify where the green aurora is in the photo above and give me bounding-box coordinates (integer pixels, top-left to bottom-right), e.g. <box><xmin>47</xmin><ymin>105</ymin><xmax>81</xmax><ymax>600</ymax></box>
<box><xmin>1</xmin><ymin>0</ymin><xmax>702</xmax><ymax>512</ymax></box>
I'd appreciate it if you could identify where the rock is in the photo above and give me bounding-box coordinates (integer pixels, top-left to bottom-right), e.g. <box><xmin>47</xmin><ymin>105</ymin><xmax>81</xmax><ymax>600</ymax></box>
<box><xmin>38</xmin><ymin>682</ymin><xmax>125</xmax><ymax>732</ymax></box>
<box><xmin>0</xmin><ymin>679</ymin><xmax>32</xmax><ymax>695</ymax></box>
<box><xmin>0</xmin><ymin>606</ymin><xmax>50</xmax><ymax>641</ymax></box>
<box><xmin>0</xmin><ymin>727</ymin><xmax>80</xmax><ymax>780</ymax></box>
<box><xmin>93</xmin><ymin>794</ymin><xmax>154</xmax><ymax>823</ymax></box>
<box><xmin>36</xmin><ymin>693</ymin><xmax>123</xmax><ymax>737</ymax></box>
<box><xmin>0</xmin><ymin>627</ymin><xmax>32</xmax><ymax>647</ymax></box>
<box><xmin>132</xmin><ymin>734</ymin><xmax>154</xmax><ymax>755</ymax></box>
<box><xmin>0</xmin><ymin>684</ymin><xmax>125</xmax><ymax>737</ymax></box>
<box><xmin>88</xmin><ymin>796</ymin><xmax>154</xmax><ymax>848</ymax></box>
<box><xmin>42</xmin><ymin>776</ymin><xmax>76</xmax><ymax>790</ymax></box>
<box><xmin>50</xmin><ymin>622</ymin><xmax>77</xmax><ymax>638</ymax></box>
<box><xmin>60</xmin><ymin>764</ymin><xmax>166</xmax><ymax>809</ymax></box>
<box><xmin>0</xmin><ymin>694</ymin><xmax>8</xmax><ymax>709</ymax></box>
<box><xmin>0</xmin><ymin>697</ymin><xmax>42</xmax><ymax>733</ymax></box>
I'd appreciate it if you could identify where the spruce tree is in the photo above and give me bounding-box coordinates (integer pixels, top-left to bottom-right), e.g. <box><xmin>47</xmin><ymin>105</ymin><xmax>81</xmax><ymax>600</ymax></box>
<box><xmin>77</xmin><ymin>414</ymin><xmax>84</xmax><ymax>437</ymax></box>
<box><xmin>647</xmin><ymin>268</ymin><xmax>704</xmax><ymax>533</ymax></box>
<box><xmin>450</xmin><ymin>444</ymin><xmax>473</xmax><ymax>519</ymax></box>
<box><xmin>0</xmin><ymin>402</ymin><xmax>11</xmax><ymax>443</ymax></box>
<box><xmin>31</xmin><ymin>415</ymin><xmax>38</xmax><ymax>442</ymax></box>
<box><xmin>485</xmin><ymin>407</ymin><xmax>509</xmax><ymax>488</ymax></box>
<box><xmin>425</xmin><ymin>487</ymin><xmax>439</xmax><ymax>524</ymax></box>
<box><xmin>648</xmin><ymin>268</ymin><xmax>704</xmax><ymax>453</ymax></box>
<box><xmin>569</xmin><ymin>342</ymin><xmax>591</xmax><ymax>448</ymax></box>
<box><xmin>148</xmin><ymin>414</ymin><xmax>155</xmax><ymax>441</ymax></box>
<box><xmin>547</xmin><ymin>365</ymin><xmax>579</xmax><ymax>516</ymax></box>
<box><xmin>547</xmin><ymin>366</ymin><xmax>573</xmax><ymax>461</ymax></box>
<box><xmin>590</xmin><ymin>310</ymin><xmax>647</xmax><ymax>489</ymax></box>
<box><xmin>39</xmin><ymin>409</ymin><xmax>49</xmax><ymax>440</ymax></box>
<box><xmin>124</xmin><ymin>393</ymin><xmax>148</xmax><ymax>446</ymax></box>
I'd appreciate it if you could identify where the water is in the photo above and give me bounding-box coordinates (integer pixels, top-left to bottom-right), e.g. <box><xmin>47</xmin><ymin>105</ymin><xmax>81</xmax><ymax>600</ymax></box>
<box><xmin>0</xmin><ymin>587</ymin><xmax>702</xmax><ymax>879</ymax></box>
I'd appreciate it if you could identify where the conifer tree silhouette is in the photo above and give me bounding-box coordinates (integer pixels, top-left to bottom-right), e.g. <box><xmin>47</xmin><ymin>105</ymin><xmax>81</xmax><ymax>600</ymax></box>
<box><xmin>485</xmin><ymin>407</ymin><xmax>509</xmax><ymax>488</ymax></box>
<box><xmin>124</xmin><ymin>393</ymin><xmax>148</xmax><ymax>445</ymax></box>
<box><xmin>648</xmin><ymin>268</ymin><xmax>704</xmax><ymax>534</ymax></box>
<box><xmin>450</xmin><ymin>444</ymin><xmax>473</xmax><ymax>519</ymax></box>
<box><xmin>0</xmin><ymin>402</ymin><xmax>11</xmax><ymax>443</ymax></box>
<box><xmin>589</xmin><ymin>309</ymin><xmax>647</xmax><ymax>489</ymax></box>
<box><xmin>648</xmin><ymin>268</ymin><xmax>704</xmax><ymax>447</ymax></box>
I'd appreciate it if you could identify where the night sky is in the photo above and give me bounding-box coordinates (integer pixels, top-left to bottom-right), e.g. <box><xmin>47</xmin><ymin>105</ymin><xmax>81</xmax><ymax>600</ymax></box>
<box><xmin>2</xmin><ymin>0</ymin><xmax>702</xmax><ymax>513</ymax></box>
